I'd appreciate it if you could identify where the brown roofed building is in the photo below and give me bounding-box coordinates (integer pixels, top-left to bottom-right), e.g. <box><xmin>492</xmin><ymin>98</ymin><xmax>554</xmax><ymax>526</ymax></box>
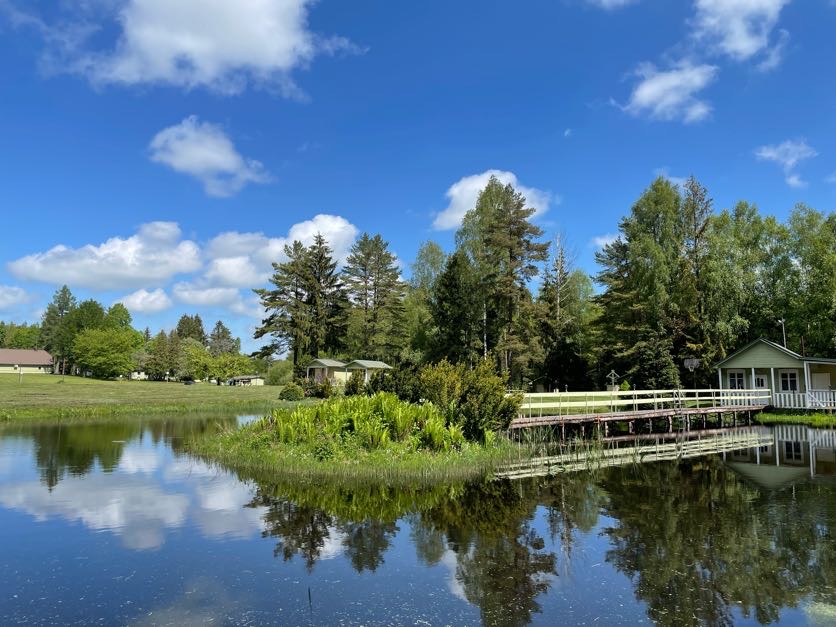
<box><xmin>0</xmin><ymin>349</ymin><xmax>54</xmax><ymax>374</ymax></box>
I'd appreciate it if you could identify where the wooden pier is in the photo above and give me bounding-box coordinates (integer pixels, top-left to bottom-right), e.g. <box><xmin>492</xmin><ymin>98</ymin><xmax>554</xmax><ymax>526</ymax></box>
<box><xmin>510</xmin><ymin>388</ymin><xmax>771</xmax><ymax>431</ymax></box>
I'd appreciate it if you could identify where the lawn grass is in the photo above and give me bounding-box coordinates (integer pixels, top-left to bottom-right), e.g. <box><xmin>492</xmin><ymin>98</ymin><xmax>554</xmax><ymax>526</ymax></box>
<box><xmin>0</xmin><ymin>373</ymin><xmax>287</xmax><ymax>422</ymax></box>
<box><xmin>755</xmin><ymin>411</ymin><xmax>836</xmax><ymax>428</ymax></box>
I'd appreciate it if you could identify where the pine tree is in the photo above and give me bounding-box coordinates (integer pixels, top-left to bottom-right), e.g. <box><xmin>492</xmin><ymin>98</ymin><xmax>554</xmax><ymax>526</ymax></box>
<box><xmin>255</xmin><ymin>240</ymin><xmax>312</xmax><ymax>365</ymax></box>
<box><xmin>175</xmin><ymin>314</ymin><xmax>207</xmax><ymax>344</ymax></box>
<box><xmin>306</xmin><ymin>234</ymin><xmax>348</xmax><ymax>358</ymax></box>
<box><xmin>208</xmin><ymin>321</ymin><xmax>240</xmax><ymax>356</ymax></box>
<box><xmin>40</xmin><ymin>285</ymin><xmax>77</xmax><ymax>375</ymax></box>
<box><xmin>343</xmin><ymin>233</ymin><xmax>405</xmax><ymax>360</ymax></box>
<box><xmin>429</xmin><ymin>250</ymin><xmax>481</xmax><ymax>364</ymax></box>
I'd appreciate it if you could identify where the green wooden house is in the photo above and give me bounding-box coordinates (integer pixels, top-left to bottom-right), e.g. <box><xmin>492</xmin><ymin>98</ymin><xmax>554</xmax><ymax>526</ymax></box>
<box><xmin>714</xmin><ymin>338</ymin><xmax>836</xmax><ymax>410</ymax></box>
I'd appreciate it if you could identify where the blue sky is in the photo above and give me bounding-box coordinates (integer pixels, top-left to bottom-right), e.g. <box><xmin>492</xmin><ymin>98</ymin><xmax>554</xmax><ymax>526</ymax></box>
<box><xmin>0</xmin><ymin>0</ymin><xmax>834</xmax><ymax>351</ymax></box>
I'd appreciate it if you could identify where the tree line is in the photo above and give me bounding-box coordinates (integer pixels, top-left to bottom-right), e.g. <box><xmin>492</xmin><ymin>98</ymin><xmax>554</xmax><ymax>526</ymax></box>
<box><xmin>255</xmin><ymin>175</ymin><xmax>835</xmax><ymax>390</ymax></box>
<box><xmin>1</xmin><ymin>287</ymin><xmax>258</xmax><ymax>382</ymax></box>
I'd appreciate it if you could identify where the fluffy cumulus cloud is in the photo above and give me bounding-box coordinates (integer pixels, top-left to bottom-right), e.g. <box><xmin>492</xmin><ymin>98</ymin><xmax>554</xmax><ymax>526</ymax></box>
<box><xmin>205</xmin><ymin>214</ymin><xmax>359</xmax><ymax>287</ymax></box>
<box><xmin>623</xmin><ymin>61</ymin><xmax>718</xmax><ymax>123</ymax></box>
<box><xmin>0</xmin><ymin>285</ymin><xmax>32</xmax><ymax>310</ymax></box>
<box><xmin>40</xmin><ymin>0</ymin><xmax>356</xmax><ymax>95</ymax></box>
<box><xmin>654</xmin><ymin>167</ymin><xmax>688</xmax><ymax>188</ymax></box>
<box><xmin>119</xmin><ymin>288</ymin><xmax>173</xmax><ymax>314</ymax></box>
<box><xmin>7</xmin><ymin>222</ymin><xmax>201</xmax><ymax>290</ymax></box>
<box><xmin>433</xmin><ymin>170</ymin><xmax>553</xmax><ymax>231</ymax></box>
<box><xmin>692</xmin><ymin>0</ymin><xmax>791</xmax><ymax>64</ymax></box>
<box><xmin>149</xmin><ymin>116</ymin><xmax>270</xmax><ymax>197</ymax></box>
<box><xmin>754</xmin><ymin>139</ymin><xmax>817</xmax><ymax>187</ymax></box>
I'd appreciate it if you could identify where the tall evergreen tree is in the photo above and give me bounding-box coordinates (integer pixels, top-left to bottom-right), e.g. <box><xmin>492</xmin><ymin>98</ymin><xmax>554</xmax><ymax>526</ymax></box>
<box><xmin>40</xmin><ymin>285</ymin><xmax>77</xmax><ymax>375</ymax></box>
<box><xmin>456</xmin><ymin>176</ymin><xmax>549</xmax><ymax>384</ymax></box>
<box><xmin>208</xmin><ymin>320</ymin><xmax>240</xmax><ymax>356</ymax></box>
<box><xmin>429</xmin><ymin>250</ymin><xmax>482</xmax><ymax>364</ymax></box>
<box><xmin>306</xmin><ymin>234</ymin><xmax>348</xmax><ymax>358</ymax></box>
<box><xmin>343</xmin><ymin>233</ymin><xmax>405</xmax><ymax>360</ymax></box>
<box><xmin>175</xmin><ymin>314</ymin><xmax>207</xmax><ymax>344</ymax></box>
<box><xmin>255</xmin><ymin>240</ymin><xmax>312</xmax><ymax>365</ymax></box>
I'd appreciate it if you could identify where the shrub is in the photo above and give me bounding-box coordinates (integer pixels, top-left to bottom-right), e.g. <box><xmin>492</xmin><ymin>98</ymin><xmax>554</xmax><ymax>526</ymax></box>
<box><xmin>344</xmin><ymin>370</ymin><xmax>366</xmax><ymax>396</ymax></box>
<box><xmin>278</xmin><ymin>382</ymin><xmax>304</xmax><ymax>401</ymax></box>
<box><xmin>415</xmin><ymin>358</ymin><xmax>521</xmax><ymax>442</ymax></box>
<box><xmin>301</xmin><ymin>378</ymin><xmax>337</xmax><ymax>399</ymax></box>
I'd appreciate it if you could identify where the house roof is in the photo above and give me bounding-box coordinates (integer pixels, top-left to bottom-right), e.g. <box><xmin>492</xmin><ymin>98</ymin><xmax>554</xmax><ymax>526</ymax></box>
<box><xmin>714</xmin><ymin>337</ymin><xmax>836</xmax><ymax>368</ymax></box>
<box><xmin>0</xmin><ymin>349</ymin><xmax>53</xmax><ymax>366</ymax></box>
<box><xmin>307</xmin><ymin>358</ymin><xmax>346</xmax><ymax>368</ymax></box>
<box><xmin>345</xmin><ymin>359</ymin><xmax>392</xmax><ymax>370</ymax></box>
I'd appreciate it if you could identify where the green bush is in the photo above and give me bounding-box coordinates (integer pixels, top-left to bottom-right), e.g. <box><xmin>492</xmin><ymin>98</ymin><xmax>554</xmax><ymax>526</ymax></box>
<box><xmin>278</xmin><ymin>382</ymin><xmax>304</xmax><ymax>401</ymax></box>
<box><xmin>416</xmin><ymin>358</ymin><xmax>521</xmax><ymax>441</ymax></box>
<box><xmin>301</xmin><ymin>378</ymin><xmax>337</xmax><ymax>399</ymax></box>
<box><xmin>344</xmin><ymin>370</ymin><xmax>366</xmax><ymax>396</ymax></box>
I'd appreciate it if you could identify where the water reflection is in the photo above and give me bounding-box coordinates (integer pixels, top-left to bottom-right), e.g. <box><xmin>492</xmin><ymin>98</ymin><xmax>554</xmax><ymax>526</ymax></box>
<box><xmin>0</xmin><ymin>420</ymin><xmax>834</xmax><ymax>625</ymax></box>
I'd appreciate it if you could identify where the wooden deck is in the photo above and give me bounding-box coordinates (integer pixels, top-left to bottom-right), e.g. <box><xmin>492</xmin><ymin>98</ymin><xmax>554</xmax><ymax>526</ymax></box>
<box><xmin>511</xmin><ymin>388</ymin><xmax>770</xmax><ymax>430</ymax></box>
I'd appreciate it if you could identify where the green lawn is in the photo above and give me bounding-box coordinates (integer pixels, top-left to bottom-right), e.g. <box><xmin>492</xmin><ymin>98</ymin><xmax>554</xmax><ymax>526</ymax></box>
<box><xmin>0</xmin><ymin>374</ymin><xmax>284</xmax><ymax>421</ymax></box>
<box><xmin>755</xmin><ymin>411</ymin><xmax>836</xmax><ymax>428</ymax></box>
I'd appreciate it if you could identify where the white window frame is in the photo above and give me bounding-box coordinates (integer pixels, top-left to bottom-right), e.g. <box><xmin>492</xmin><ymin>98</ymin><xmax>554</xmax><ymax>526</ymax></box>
<box><xmin>727</xmin><ymin>369</ymin><xmax>745</xmax><ymax>390</ymax></box>
<box><xmin>779</xmin><ymin>369</ymin><xmax>798</xmax><ymax>393</ymax></box>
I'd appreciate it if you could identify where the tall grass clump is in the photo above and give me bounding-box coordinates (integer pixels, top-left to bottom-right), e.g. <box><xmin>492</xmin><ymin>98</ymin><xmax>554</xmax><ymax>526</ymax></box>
<box><xmin>263</xmin><ymin>392</ymin><xmax>468</xmax><ymax>453</ymax></box>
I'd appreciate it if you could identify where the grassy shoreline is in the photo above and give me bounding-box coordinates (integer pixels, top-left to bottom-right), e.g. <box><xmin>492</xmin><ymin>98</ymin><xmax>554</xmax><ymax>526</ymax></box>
<box><xmin>0</xmin><ymin>373</ymin><xmax>285</xmax><ymax>423</ymax></box>
<box><xmin>186</xmin><ymin>422</ymin><xmax>523</xmax><ymax>486</ymax></box>
<box><xmin>755</xmin><ymin>411</ymin><xmax>836</xmax><ymax>428</ymax></box>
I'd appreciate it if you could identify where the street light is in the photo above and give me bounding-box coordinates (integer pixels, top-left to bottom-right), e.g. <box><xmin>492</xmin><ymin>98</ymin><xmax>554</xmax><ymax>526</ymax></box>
<box><xmin>777</xmin><ymin>319</ymin><xmax>787</xmax><ymax>348</ymax></box>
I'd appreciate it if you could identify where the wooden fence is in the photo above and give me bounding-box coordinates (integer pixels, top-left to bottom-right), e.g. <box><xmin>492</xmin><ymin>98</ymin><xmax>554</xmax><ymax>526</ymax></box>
<box><xmin>518</xmin><ymin>388</ymin><xmax>771</xmax><ymax>419</ymax></box>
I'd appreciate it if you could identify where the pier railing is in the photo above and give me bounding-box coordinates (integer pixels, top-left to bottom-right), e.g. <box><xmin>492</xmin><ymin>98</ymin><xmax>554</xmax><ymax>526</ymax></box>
<box><xmin>518</xmin><ymin>388</ymin><xmax>771</xmax><ymax>419</ymax></box>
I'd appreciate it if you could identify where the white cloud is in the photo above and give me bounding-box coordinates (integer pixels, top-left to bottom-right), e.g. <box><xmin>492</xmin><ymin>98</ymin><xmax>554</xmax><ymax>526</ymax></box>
<box><xmin>119</xmin><ymin>288</ymin><xmax>173</xmax><ymax>314</ymax></box>
<box><xmin>64</xmin><ymin>0</ymin><xmax>356</xmax><ymax>95</ymax></box>
<box><xmin>756</xmin><ymin>28</ymin><xmax>789</xmax><ymax>72</ymax></box>
<box><xmin>586</xmin><ymin>0</ymin><xmax>638</xmax><ymax>8</ymax></box>
<box><xmin>149</xmin><ymin>116</ymin><xmax>270</xmax><ymax>197</ymax></box>
<box><xmin>0</xmin><ymin>285</ymin><xmax>31</xmax><ymax>310</ymax></box>
<box><xmin>433</xmin><ymin>169</ymin><xmax>554</xmax><ymax>231</ymax></box>
<box><xmin>654</xmin><ymin>167</ymin><xmax>688</xmax><ymax>189</ymax></box>
<box><xmin>622</xmin><ymin>61</ymin><xmax>718</xmax><ymax>123</ymax></box>
<box><xmin>563</xmin><ymin>128</ymin><xmax>572</xmax><ymax>138</ymax></box>
<box><xmin>825</xmin><ymin>172</ymin><xmax>836</xmax><ymax>184</ymax></box>
<box><xmin>8</xmin><ymin>221</ymin><xmax>201</xmax><ymax>290</ymax></box>
<box><xmin>205</xmin><ymin>214</ymin><xmax>360</xmax><ymax>288</ymax></box>
<box><xmin>591</xmin><ymin>233</ymin><xmax>619</xmax><ymax>248</ymax></box>
<box><xmin>692</xmin><ymin>0</ymin><xmax>791</xmax><ymax>63</ymax></box>
<box><xmin>172</xmin><ymin>284</ymin><xmax>242</xmax><ymax>308</ymax></box>
<box><xmin>755</xmin><ymin>139</ymin><xmax>817</xmax><ymax>188</ymax></box>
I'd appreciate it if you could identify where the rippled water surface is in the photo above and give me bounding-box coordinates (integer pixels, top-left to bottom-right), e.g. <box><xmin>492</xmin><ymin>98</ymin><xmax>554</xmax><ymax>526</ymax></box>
<box><xmin>0</xmin><ymin>417</ymin><xmax>834</xmax><ymax>625</ymax></box>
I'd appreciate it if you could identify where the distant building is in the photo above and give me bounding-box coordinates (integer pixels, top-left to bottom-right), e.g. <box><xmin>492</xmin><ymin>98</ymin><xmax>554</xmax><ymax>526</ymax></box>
<box><xmin>345</xmin><ymin>359</ymin><xmax>393</xmax><ymax>384</ymax></box>
<box><xmin>229</xmin><ymin>375</ymin><xmax>265</xmax><ymax>386</ymax></box>
<box><xmin>305</xmin><ymin>359</ymin><xmax>349</xmax><ymax>383</ymax></box>
<box><xmin>0</xmin><ymin>349</ymin><xmax>54</xmax><ymax>374</ymax></box>
<box><xmin>129</xmin><ymin>371</ymin><xmax>148</xmax><ymax>381</ymax></box>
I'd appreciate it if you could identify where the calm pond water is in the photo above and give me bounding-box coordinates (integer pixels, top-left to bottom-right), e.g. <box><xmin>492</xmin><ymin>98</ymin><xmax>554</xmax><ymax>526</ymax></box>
<box><xmin>0</xmin><ymin>417</ymin><xmax>834</xmax><ymax>626</ymax></box>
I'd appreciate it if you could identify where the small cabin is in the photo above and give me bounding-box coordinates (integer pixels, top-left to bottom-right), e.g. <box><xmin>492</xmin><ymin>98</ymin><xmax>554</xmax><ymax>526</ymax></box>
<box><xmin>345</xmin><ymin>359</ymin><xmax>392</xmax><ymax>384</ymax></box>
<box><xmin>305</xmin><ymin>359</ymin><xmax>349</xmax><ymax>383</ymax></box>
<box><xmin>714</xmin><ymin>338</ymin><xmax>836</xmax><ymax>410</ymax></box>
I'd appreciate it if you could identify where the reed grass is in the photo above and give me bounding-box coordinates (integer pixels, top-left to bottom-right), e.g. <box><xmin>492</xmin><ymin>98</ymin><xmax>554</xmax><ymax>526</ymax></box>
<box><xmin>755</xmin><ymin>411</ymin><xmax>836</xmax><ymax>428</ymax></box>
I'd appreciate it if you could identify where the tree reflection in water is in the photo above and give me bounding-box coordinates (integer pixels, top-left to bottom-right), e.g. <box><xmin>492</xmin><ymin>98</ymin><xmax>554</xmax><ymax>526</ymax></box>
<box><xmin>245</xmin><ymin>457</ymin><xmax>835</xmax><ymax>626</ymax></box>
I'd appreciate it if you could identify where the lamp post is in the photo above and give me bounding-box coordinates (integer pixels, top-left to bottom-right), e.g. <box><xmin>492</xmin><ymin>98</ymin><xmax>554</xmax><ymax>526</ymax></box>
<box><xmin>777</xmin><ymin>319</ymin><xmax>787</xmax><ymax>348</ymax></box>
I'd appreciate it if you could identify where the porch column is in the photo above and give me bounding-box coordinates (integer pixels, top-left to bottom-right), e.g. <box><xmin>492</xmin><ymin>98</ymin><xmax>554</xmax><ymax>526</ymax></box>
<box><xmin>751</xmin><ymin>367</ymin><xmax>756</xmax><ymax>390</ymax></box>
<box><xmin>803</xmin><ymin>362</ymin><xmax>811</xmax><ymax>408</ymax></box>
<box><xmin>770</xmin><ymin>368</ymin><xmax>776</xmax><ymax>404</ymax></box>
<box><xmin>717</xmin><ymin>369</ymin><xmax>723</xmax><ymax>390</ymax></box>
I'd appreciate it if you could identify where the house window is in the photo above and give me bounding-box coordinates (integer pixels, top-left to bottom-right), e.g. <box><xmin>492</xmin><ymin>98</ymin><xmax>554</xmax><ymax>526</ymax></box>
<box><xmin>784</xmin><ymin>441</ymin><xmax>802</xmax><ymax>461</ymax></box>
<box><xmin>780</xmin><ymin>371</ymin><xmax>798</xmax><ymax>392</ymax></box>
<box><xmin>728</xmin><ymin>371</ymin><xmax>745</xmax><ymax>390</ymax></box>
<box><xmin>755</xmin><ymin>375</ymin><xmax>767</xmax><ymax>389</ymax></box>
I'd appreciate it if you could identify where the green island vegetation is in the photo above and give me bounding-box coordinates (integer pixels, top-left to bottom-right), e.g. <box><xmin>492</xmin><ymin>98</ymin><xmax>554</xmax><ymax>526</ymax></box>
<box><xmin>188</xmin><ymin>360</ymin><xmax>526</xmax><ymax>484</ymax></box>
